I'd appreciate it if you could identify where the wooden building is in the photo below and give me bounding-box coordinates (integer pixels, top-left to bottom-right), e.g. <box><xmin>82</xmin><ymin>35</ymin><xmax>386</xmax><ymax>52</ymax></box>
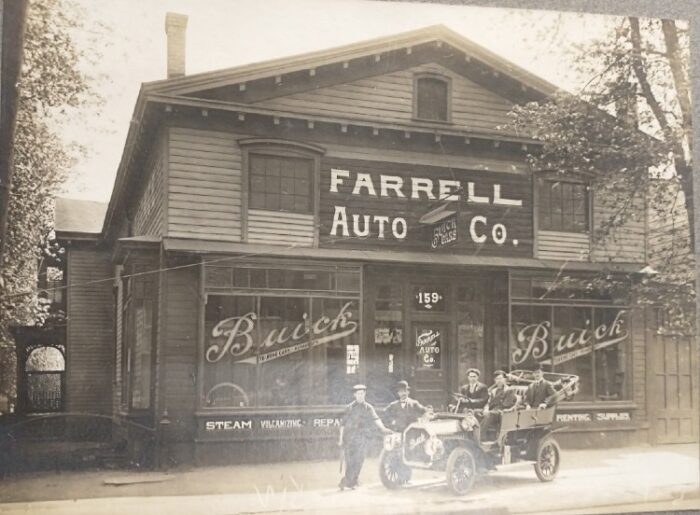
<box><xmin>55</xmin><ymin>18</ymin><xmax>697</xmax><ymax>466</ymax></box>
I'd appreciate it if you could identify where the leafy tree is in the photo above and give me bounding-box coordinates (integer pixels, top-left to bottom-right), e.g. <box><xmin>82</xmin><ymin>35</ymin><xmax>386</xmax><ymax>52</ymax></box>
<box><xmin>0</xmin><ymin>0</ymin><xmax>99</xmax><ymax>407</ymax></box>
<box><xmin>510</xmin><ymin>17</ymin><xmax>694</xmax><ymax>332</ymax></box>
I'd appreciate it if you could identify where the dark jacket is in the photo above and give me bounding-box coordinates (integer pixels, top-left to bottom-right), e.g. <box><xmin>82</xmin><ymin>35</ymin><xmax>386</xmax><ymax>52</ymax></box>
<box><xmin>459</xmin><ymin>381</ymin><xmax>489</xmax><ymax>409</ymax></box>
<box><xmin>384</xmin><ymin>397</ymin><xmax>428</xmax><ymax>432</ymax></box>
<box><xmin>487</xmin><ymin>385</ymin><xmax>517</xmax><ymax>411</ymax></box>
<box><xmin>525</xmin><ymin>379</ymin><xmax>557</xmax><ymax>408</ymax></box>
<box><xmin>341</xmin><ymin>400</ymin><xmax>381</xmax><ymax>443</ymax></box>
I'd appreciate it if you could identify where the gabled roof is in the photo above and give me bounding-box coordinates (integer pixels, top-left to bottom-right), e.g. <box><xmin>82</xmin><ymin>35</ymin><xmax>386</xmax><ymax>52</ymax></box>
<box><xmin>102</xmin><ymin>24</ymin><xmax>560</xmax><ymax>238</ymax></box>
<box><xmin>143</xmin><ymin>24</ymin><xmax>558</xmax><ymax>98</ymax></box>
<box><xmin>55</xmin><ymin>197</ymin><xmax>108</xmax><ymax>236</ymax></box>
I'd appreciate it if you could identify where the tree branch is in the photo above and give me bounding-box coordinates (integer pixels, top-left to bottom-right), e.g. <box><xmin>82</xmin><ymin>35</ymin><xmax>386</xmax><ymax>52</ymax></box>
<box><xmin>629</xmin><ymin>17</ymin><xmax>670</xmax><ymax>135</ymax></box>
<box><xmin>661</xmin><ymin>19</ymin><xmax>693</xmax><ymax>155</ymax></box>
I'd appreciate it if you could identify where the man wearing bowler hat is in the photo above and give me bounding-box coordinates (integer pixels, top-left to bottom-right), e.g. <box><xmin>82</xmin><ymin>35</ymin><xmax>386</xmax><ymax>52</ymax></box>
<box><xmin>524</xmin><ymin>362</ymin><xmax>557</xmax><ymax>409</ymax></box>
<box><xmin>384</xmin><ymin>380</ymin><xmax>429</xmax><ymax>433</ymax></box>
<box><xmin>338</xmin><ymin>384</ymin><xmax>392</xmax><ymax>490</ymax></box>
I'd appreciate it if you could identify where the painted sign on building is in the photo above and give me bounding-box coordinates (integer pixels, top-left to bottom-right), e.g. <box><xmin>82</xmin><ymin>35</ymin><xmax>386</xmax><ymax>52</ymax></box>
<box><xmin>319</xmin><ymin>158</ymin><xmax>532</xmax><ymax>256</ymax></box>
<box><xmin>511</xmin><ymin>309</ymin><xmax>629</xmax><ymax>366</ymax></box>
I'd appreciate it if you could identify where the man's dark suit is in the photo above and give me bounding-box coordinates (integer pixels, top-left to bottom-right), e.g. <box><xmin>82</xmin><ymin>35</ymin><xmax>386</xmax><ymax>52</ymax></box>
<box><xmin>459</xmin><ymin>381</ymin><xmax>489</xmax><ymax>410</ymax></box>
<box><xmin>525</xmin><ymin>379</ymin><xmax>557</xmax><ymax>408</ymax></box>
<box><xmin>480</xmin><ymin>385</ymin><xmax>517</xmax><ymax>441</ymax></box>
<box><xmin>384</xmin><ymin>397</ymin><xmax>428</xmax><ymax>432</ymax></box>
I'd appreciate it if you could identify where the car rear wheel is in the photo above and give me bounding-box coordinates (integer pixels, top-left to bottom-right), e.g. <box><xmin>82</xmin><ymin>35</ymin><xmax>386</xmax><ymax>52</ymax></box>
<box><xmin>534</xmin><ymin>436</ymin><xmax>560</xmax><ymax>482</ymax></box>
<box><xmin>446</xmin><ymin>447</ymin><xmax>477</xmax><ymax>495</ymax></box>
<box><xmin>379</xmin><ymin>450</ymin><xmax>412</xmax><ymax>489</ymax></box>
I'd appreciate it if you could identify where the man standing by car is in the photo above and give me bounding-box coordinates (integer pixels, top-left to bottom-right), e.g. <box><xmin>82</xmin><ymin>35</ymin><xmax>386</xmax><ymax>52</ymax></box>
<box><xmin>480</xmin><ymin>370</ymin><xmax>517</xmax><ymax>442</ymax></box>
<box><xmin>339</xmin><ymin>384</ymin><xmax>393</xmax><ymax>490</ymax></box>
<box><xmin>524</xmin><ymin>363</ymin><xmax>557</xmax><ymax>409</ymax></box>
<box><xmin>384</xmin><ymin>380</ymin><xmax>429</xmax><ymax>432</ymax></box>
<box><xmin>459</xmin><ymin>368</ymin><xmax>488</xmax><ymax>410</ymax></box>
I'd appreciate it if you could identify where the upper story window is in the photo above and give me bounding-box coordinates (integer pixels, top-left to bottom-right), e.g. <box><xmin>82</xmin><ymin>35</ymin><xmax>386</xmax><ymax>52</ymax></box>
<box><xmin>414</xmin><ymin>74</ymin><xmax>451</xmax><ymax>122</ymax></box>
<box><xmin>241</xmin><ymin>139</ymin><xmax>325</xmax><ymax>218</ymax></box>
<box><xmin>249</xmin><ymin>154</ymin><xmax>313</xmax><ymax>214</ymax></box>
<box><xmin>538</xmin><ymin>179</ymin><xmax>590</xmax><ymax>233</ymax></box>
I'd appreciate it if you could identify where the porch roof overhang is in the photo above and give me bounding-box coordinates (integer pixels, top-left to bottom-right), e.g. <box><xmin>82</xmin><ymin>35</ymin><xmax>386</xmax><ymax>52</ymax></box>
<box><xmin>162</xmin><ymin>237</ymin><xmax>643</xmax><ymax>275</ymax></box>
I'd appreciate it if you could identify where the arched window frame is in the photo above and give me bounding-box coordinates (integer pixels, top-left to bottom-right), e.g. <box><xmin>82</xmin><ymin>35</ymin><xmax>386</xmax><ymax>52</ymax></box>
<box><xmin>413</xmin><ymin>72</ymin><xmax>452</xmax><ymax>123</ymax></box>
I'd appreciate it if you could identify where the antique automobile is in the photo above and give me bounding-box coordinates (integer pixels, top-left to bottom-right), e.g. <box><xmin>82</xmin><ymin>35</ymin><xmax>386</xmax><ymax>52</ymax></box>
<box><xmin>379</xmin><ymin>370</ymin><xmax>579</xmax><ymax>495</ymax></box>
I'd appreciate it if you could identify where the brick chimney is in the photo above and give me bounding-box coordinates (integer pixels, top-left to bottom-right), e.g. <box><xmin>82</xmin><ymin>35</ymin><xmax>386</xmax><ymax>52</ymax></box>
<box><xmin>165</xmin><ymin>13</ymin><xmax>188</xmax><ymax>79</ymax></box>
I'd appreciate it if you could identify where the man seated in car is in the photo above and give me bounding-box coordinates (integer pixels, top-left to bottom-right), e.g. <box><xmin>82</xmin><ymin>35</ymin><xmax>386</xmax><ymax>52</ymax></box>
<box><xmin>458</xmin><ymin>368</ymin><xmax>488</xmax><ymax>411</ymax></box>
<box><xmin>480</xmin><ymin>370</ymin><xmax>517</xmax><ymax>442</ymax></box>
<box><xmin>524</xmin><ymin>362</ymin><xmax>557</xmax><ymax>409</ymax></box>
<box><xmin>384</xmin><ymin>380</ymin><xmax>430</xmax><ymax>432</ymax></box>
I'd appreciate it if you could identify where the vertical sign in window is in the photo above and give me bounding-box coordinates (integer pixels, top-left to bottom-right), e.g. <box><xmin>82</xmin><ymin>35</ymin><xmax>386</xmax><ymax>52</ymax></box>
<box><xmin>415</xmin><ymin>326</ymin><xmax>442</xmax><ymax>369</ymax></box>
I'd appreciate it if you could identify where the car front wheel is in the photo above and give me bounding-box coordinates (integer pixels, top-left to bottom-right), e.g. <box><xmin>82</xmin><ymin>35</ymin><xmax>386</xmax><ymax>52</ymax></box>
<box><xmin>445</xmin><ymin>447</ymin><xmax>477</xmax><ymax>495</ymax></box>
<box><xmin>379</xmin><ymin>450</ymin><xmax>412</xmax><ymax>489</ymax></box>
<box><xmin>534</xmin><ymin>436</ymin><xmax>561</xmax><ymax>482</ymax></box>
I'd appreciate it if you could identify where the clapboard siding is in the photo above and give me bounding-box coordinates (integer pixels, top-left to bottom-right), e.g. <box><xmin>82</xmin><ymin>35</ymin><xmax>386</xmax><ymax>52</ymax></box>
<box><xmin>647</xmin><ymin>183</ymin><xmax>692</xmax><ymax>270</ymax></box>
<box><xmin>247</xmin><ymin>209</ymin><xmax>315</xmax><ymax>246</ymax></box>
<box><xmin>133</xmin><ymin>144</ymin><xmax>165</xmax><ymax>236</ymax></box>
<box><xmin>162</xmin><ymin>266</ymin><xmax>198</xmax><ymax>439</ymax></box>
<box><xmin>167</xmin><ymin>127</ymin><xmax>242</xmax><ymax>241</ymax></box>
<box><xmin>537</xmin><ymin>230</ymin><xmax>590</xmax><ymax>261</ymax></box>
<box><xmin>254</xmin><ymin>63</ymin><xmax>516</xmax><ymax>135</ymax></box>
<box><xmin>591</xmin><ymin>188</ymin><xmax>646</xmax><ymax>263</ymax></box>
<box><xmin>66</xmin><ymin>249</ymin><xmax>114</xmax><ymax>415</ymax></box>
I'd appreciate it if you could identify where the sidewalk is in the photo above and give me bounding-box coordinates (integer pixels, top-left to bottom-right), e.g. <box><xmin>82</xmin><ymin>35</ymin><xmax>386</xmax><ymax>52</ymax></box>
<box><xmin>0</xmin><ymin>444</ymin><xmax>698</xmax><ymax>514</ymax></box>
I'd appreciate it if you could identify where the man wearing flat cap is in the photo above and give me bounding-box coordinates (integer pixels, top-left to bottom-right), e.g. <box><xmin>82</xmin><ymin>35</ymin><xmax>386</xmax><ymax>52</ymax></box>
<box><xmin>338</xmin><ymin>384</ymin><xmax>392</xmax><ymax>490</ymax></box>
<box><xmin>384</xmin><ymin>380</ymin><xmax>429</xmax><ymax>433</ymax></box>
<box><xmin>458</xmin><ymin>368</ymin><xmax>488</xmax><ymax>410</ymax></box>
<box><xmin>524</xmin><ymin>362</ymin><xmax>557</xmax><ymax>410</ymax></box>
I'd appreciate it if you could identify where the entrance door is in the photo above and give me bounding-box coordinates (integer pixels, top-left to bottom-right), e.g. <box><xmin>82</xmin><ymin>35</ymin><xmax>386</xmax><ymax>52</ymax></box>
<box><xmin>651</xmin><ymin>332</ymin><xmax>698</xmax><ymax>444</ymax></box>
<box><xmin>411</xmin><ymin>322</ymin><xmax>449</xmax><ymax>410</ymax></box>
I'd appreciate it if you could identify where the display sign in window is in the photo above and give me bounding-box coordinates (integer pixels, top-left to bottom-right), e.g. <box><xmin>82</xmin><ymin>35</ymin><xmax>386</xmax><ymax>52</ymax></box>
<box><xmin>415</xmin><ymin>326</ymin><xmax>442</xmax><ymax>369</ymax></box>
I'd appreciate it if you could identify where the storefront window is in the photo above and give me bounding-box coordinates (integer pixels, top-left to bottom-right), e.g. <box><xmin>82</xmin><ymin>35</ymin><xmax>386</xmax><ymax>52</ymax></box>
<box><xmin>552</xmin><ymin>307</ymin><xmax>594</xmax><ymax>401</ymax></box>
<box><xmin>510</xmin><ymin>291</ymin><xmax>630</xmax><ymax>402</ymax></box>
<box><xmin>202</xmin><ymin>265</ymin><xmax>361</xmax><ymax>409</ymax></box>
<box><xmin>369</xmin><ymin>284</ymin><xmax>403</xmax><ymax>404</ymax></box>
<box><xmin>120</xmin><ymin>264</ymin><xmax>156</xmax><ymax>411</ymax></box>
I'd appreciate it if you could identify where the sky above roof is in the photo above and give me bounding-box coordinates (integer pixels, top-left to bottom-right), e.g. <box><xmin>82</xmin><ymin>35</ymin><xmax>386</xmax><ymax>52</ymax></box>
<box><xmin>60</xmin><ymin>0</ymin><xmax>619</xmax><ymax>202</ymax></box>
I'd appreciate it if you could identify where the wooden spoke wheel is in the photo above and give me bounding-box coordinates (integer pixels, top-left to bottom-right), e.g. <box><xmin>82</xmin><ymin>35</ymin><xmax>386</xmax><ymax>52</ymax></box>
<box><xmin>534</xmin><ymin>436</ymin><xmax>561</xmax><ymax>482</ymax></box>
<box><xmin>446</xmin><ymin>447</ymin><xmax>477</xmax><ymax>495</ymax></box>
<box><xmin>379</xmin><ymin>450</ymin><xmax>412</xmax><ymax>489</ymax></box>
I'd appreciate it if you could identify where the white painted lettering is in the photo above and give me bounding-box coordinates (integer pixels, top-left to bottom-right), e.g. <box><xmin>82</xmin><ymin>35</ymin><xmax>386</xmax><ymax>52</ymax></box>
<box><xmin>330</xmin><ymin>168</ymin><xmax>350</xmax><ymax>193</ymax></box>
<box><xmin>411</xmin><ymin>178</ymin><xmax>436</xmax><ymax>200</ymax></box>
<box><xmin>470</xmin><ymin>216</ymin><xmax>488</xmax><ymax>243</ymax></box>
<box><xmin>493</xmin><ymin>184</ymin><xmax>522</xmax><ymax>206</ymax></box>
<box><xmin>352</xmin><ymin>173</ymin><xmax>377</xmax><ymax>196</ymax></box>
<box><xmin>331</xmin><ymin>206</ymin><xmax>349</xmax><ymax>236</ymax></box>
<box><xmin>380</xmin><ymin>175</ymin><xmax>405</xmax><ymax>198</ymax></box>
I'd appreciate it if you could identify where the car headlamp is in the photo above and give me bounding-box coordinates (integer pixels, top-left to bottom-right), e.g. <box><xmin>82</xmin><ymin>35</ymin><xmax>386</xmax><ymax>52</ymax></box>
<box><xmin>460</xmin><ymin>412</ymin><xmax>478</xmax><ymax>431</ymax></box>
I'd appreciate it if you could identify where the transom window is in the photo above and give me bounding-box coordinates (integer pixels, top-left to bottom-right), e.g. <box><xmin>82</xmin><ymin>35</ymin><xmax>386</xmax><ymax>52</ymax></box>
<box><xmin>414</xmin><ymin>75</ymin><xmax>450</xmax><ymax>122</ymax></box>
<box><xmin>249</xmin><ymin>154</ymin><xmax>313</xmax><ymax>214</ymax></box>
<box><xmin>538</xmin><ymin>180</ymin><xmax>590</xmax><ymax>233</ymax></box>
